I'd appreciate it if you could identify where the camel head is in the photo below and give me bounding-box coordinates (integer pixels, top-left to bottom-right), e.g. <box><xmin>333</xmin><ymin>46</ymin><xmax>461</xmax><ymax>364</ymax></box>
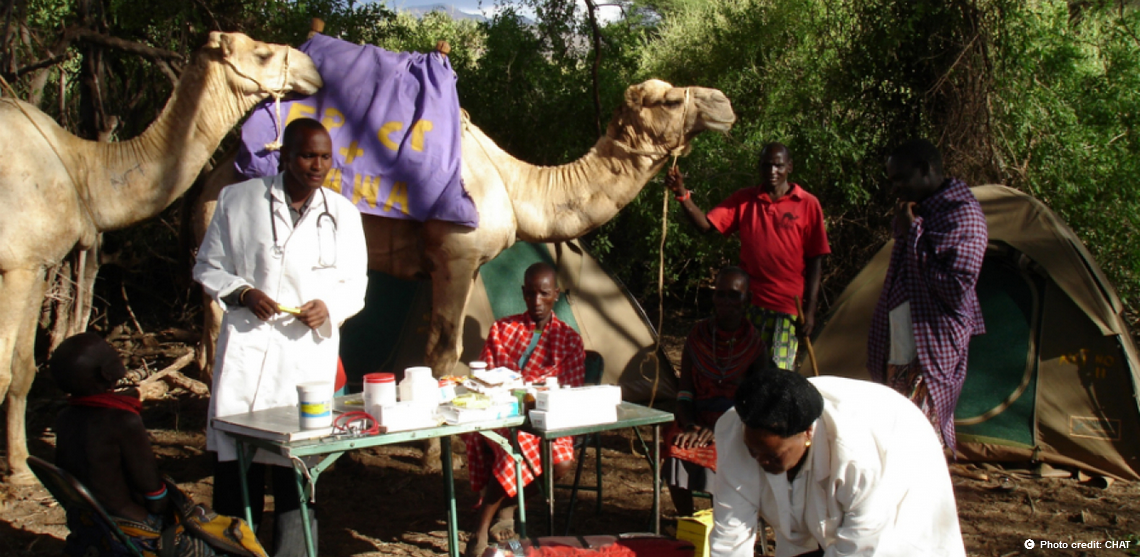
<box><xmin>204</xmin><ymin>32</ymin><xmax>322</xmax><ymax>99</ymax></box>
<box><xmin>607</xmin><ymin>79</ymin><xmax>735</xmax><ymax>158</ymax></box>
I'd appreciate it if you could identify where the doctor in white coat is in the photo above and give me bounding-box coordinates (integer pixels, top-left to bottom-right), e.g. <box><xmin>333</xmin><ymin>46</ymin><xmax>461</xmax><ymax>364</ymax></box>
<box><xmin>193</xmin><ymin>118</ymin><xmax>368</xmax><ymax>557</ymax></box>
<box><xmin>711</xmin><ymin>368</ymin><xmax>965</xmax><ymax>557</ymax></box>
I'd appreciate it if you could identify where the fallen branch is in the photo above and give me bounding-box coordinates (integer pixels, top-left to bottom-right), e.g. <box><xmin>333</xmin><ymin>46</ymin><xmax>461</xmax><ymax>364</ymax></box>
<box><xmin>139</xmin><ymin>352</ymin><xmax>206</xmax><ymax>400</ymax></box>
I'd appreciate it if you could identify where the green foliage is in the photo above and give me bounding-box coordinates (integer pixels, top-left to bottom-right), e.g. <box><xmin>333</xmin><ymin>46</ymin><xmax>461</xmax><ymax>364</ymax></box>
<box><xmin>588</xmin><ymin>0</ymin><xmax>1140</xmax><ymax>328</ymax></box>
<box><xmin>990</xmin><ymin>1</ymin><xmax>1140</xmax><ymax>320</ymax></box>
<box><xmin>457</xmin><ymin>4</ymin><xmax>642</xmax><ymax>165</ymax></box>
<box><xmin>14</xmin><ymin>0</ymin><xmax>1140</xmax><ymax>330</ymax></box>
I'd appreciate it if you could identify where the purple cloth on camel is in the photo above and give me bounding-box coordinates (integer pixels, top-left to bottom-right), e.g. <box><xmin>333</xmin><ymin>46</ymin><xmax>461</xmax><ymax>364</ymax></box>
<box><xmin>235</xmin><ymin>33</ymin><xmax>476</xmax><ymax>227</ymax></box>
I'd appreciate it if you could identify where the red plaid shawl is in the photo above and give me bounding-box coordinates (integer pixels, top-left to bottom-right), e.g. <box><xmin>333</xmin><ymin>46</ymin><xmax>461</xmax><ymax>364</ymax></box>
<box><xmin>867</xmin><ymin>178</ymin><xmax>987</xmax><ymax>450</ymax></box>
<box><xmin>464</xmin><ymin>313</ymin><xmax>585</xmax><ymax>497</ymax></box>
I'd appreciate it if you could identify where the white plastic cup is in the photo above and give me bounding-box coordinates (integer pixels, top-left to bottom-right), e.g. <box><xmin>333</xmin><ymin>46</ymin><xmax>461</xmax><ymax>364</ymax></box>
<box><xmin>469</xmin><ymin>361</ymin><xmax>488</xmax><ymax>374</ymax></box>
<box><xmin>363</xmin><ymin>373</ymin><xmax>397</xmax><ymax>418</ymax></box>
<box><xmin>297</xmin><ymin>382</ymin><xmax>334</xmax><ymax>430</ymax></box>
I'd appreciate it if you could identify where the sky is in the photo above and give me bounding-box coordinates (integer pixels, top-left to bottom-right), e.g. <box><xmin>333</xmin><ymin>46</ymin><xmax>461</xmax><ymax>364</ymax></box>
<box><xmin>383</xmin><ymin>0</ymin><xmax>626</xmax><ymax>23</ymax></box>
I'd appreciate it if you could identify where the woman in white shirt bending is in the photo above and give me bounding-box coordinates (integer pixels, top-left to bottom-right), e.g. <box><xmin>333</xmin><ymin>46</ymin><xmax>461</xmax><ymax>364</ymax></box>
<box><xmin>710</xmin><ymin>367</ymin><xmax>965</xmax><ymax>557</ymax></box>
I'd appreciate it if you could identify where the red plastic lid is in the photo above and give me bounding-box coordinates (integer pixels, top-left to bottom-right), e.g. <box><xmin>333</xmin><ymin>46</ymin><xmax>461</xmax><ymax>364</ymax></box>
<box><xmin>363</xmin><ymin>372</ymin><xmax>395</xmax><ymax>383</ymax></box>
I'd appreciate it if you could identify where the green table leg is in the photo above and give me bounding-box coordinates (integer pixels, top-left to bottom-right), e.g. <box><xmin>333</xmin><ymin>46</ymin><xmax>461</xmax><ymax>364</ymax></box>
<box><xmin>516</xmin><ymin>442</ymin><xmax>527</xmax><ymax>540</ymax></box>
<box><xmin>543</xmin><ymin>439</ymin><xmax>554</xmax><ymax>536</ymax></box>
<box><xmin>653</xmin><ymin>424</ymin><xmax>661</xmax><ymax>535</ymax></box>
<box><xmin>480</xmin><ymin>429</ymin><xmax>527</xmax><ymax>539</ymax></box>
<box><xmin>293</xmin><ymin>463</ymin><xmax>317</xmax><ymax>557</ymax></box>
<box><xmin>442</xmin><ymin>435</ymin><xmax>460</xmax><ymax>557</ymax></box>
<box><xmin>235</xmin><ymin>441</ymin><xmax>254</xmax><ymax>527</ymax></box>
<box><xmin>632</xmin><ymin>426</ymin><xmax>663</xmax><ymax>534</ymax></box>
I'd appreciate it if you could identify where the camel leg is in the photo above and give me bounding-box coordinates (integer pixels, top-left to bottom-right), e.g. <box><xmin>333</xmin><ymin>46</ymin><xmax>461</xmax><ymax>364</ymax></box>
<box><xmin>195</xmin><ymin>293</ymin><xmax>223</xmax><ymax>386</ymax></box>
<box><xmin>421</xmin><ymin>252</ymin><xmax>480</xmax><ymax>470</ymax></box>
<box><xmin>423</xmin><ymin>258</ymin><xmax>479</xmax><ymax>375</ymax></box>
<box><xmin>2</xmin><ymin>267</ymin><xmax>46</xmax><ymax>484</ymax></box>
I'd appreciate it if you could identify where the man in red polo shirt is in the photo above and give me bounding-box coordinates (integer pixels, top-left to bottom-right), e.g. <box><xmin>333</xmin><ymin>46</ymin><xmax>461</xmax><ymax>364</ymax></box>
<box><xmin>665</xmin><ymin>143</ymin><xmax>830</xmax><ymax>370</ymax></box>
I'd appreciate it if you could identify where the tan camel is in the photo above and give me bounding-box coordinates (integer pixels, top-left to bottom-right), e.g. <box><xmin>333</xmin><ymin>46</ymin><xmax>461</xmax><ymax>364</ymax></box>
<box><xmin>192</xmin><ymin>79</ymin><xmax>735</xmax><ymax>379</ymax></box>
<box><xmin>0</xmin><ymin>32</ymin><xmax>322</xmax><ymax>483</ymax></box>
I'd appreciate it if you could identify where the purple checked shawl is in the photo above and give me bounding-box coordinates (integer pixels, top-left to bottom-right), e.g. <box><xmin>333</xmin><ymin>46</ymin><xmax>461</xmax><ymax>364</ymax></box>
<box><xmin>867</xmin><ymin>178</ymin><xmax>988</xmax><ymax>450</ymax></box>
<box><xmin>235</xmin><ymin>33</ymin><xmax>476</xmax><ymax>227</ymax></box>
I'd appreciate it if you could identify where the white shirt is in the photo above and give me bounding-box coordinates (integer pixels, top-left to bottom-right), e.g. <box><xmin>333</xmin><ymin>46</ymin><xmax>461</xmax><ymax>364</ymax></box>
<box><xmin>194</xmin><ymin>173</ymin><xmax>369</xmax><ymax>464</ymax></box>
<box><xmin>710</xmin><ymin>376</ymin><xmax>965</xmax><ymax>557</ymax></box>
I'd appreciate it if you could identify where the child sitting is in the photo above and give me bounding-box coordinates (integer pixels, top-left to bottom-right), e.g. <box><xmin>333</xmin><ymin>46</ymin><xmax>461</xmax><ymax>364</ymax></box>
<box><xmin>51</xmin><ymin>332</ymin><xmax>242</xmax><ymax>557</ymax></box>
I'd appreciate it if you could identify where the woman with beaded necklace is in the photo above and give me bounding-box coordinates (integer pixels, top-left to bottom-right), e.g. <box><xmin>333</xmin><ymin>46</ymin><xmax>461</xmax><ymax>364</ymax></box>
<box><xmin>665</xmin><ymin>266</ymin><xmax>768</xmax><ymax>517</ymax></box>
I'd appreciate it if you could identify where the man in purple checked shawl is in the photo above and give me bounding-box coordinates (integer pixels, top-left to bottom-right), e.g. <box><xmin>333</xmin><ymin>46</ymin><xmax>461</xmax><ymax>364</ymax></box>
<box><xmin>867</xmin><ymin>139</ymin><xmax>987</xmax><ymax>453</ymax></box>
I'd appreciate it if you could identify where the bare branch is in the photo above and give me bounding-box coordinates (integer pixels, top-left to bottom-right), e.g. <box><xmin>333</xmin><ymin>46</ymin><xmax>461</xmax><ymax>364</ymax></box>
<box><xmin>68</xmin><ymin>28</ymin><xmax>184</xmax><ymax>62</ymax></box>
<box><xmin>2</xmin><ymin>52</ymin><xmax>70</xmax><ymax>82</ymax></box>
<box><xmin>154</xmin><ymin>58</ymin><xmax>178</xmax><ymax>86</ymax></box>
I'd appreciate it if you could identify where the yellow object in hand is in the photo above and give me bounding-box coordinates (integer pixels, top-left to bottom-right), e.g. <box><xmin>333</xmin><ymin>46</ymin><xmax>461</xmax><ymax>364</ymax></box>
<box><xmin>277</xmin><ymin>303</ymin><xmax>302</xmax><ymax>315</ymax></box>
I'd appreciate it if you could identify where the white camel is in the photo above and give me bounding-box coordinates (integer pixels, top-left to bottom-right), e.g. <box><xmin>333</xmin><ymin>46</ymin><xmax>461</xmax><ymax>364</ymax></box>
<box><xmin>0</xmin><ymin>32</ymin><xmax>322</xmax><ymax>483</ymax></box>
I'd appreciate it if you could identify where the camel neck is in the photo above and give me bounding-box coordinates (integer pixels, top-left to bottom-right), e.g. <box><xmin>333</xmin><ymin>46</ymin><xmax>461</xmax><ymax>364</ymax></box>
<box><xmin>496</xmin><ymin>134</ymin><xmax>667</xmax><ymax>242</ymax></box>
<box><xmin>80</xmin><ymin>54</ymin><xmax>256</xmax><ymax>231</ymax></box>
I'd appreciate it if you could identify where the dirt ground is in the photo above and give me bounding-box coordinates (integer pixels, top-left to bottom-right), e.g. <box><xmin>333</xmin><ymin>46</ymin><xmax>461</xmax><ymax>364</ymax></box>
<box><xmin>2</xmin><ymin>306</ymin><xmax>1139</xmax><ymax>557</ymax></box>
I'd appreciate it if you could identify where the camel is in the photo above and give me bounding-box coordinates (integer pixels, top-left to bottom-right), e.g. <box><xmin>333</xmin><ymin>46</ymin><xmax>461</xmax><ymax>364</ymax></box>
<box><xmin>192</xmin><ymin>79</ymin><xmax>735</xmax><ymax>381</ymax></box>
<box><xmin>0</xmin><ymin>32</ymin><xmax>322</xmax><ymax>483</ymax></box>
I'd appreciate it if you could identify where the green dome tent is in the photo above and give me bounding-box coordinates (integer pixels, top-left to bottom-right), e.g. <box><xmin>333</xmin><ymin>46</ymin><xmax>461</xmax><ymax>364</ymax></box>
<box><xmin>804</xmin><ymin>185</ymin><xmax>1140</xmax><ymax>480</ymax></box>
<box><xmin>340</xmin><ymin>239</ymin><xmax>675</xmax><ymax>403</ymax></box>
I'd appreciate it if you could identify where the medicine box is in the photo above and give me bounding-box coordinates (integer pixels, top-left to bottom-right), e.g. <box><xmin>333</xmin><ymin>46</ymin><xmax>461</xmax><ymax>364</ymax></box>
<box><xmin>535</xmin><ymin>385</ymin><xmax>622</xmax><ymax>412</ymax></box>
<box><xmin>675</xmin><ymin>509</ymin><xmax>713</xmax><ymax>557</ymax></box>
<box><xmin>529</xmin><ymin>404</ymin><xmax>617</xmax><ymax>430</ymax></box>
<box><xmin>439</xmin><ymin>401</ymin><xmax>517</xmax><ymax>425</ymax></box>
<box><xmin>376</xmin><ymin>401</ymin><xmax>435</xmax><ymax>433</ymax></box>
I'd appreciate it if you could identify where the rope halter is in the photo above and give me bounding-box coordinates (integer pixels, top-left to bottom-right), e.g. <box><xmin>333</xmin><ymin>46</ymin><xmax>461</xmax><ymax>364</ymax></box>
<box><xmin>612</xmin><ymin>87</ymin><xmax>692</xmax><ymax>168</ymax></box>
<box><xmin>223</xmin><ymin>46</ymin><xmax>292</xmax><ymax>151</ymax></box>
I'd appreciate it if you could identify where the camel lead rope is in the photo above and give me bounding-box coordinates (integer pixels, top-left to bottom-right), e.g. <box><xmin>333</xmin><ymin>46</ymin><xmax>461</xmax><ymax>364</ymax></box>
<box><xmin>647</xmin><ymin>89</ymin><xmax>690</xmax><ymax>409</ymax></box>
<box><xmin>647</xmin><ymin>172</ymin><xmax>669</xmax><ymax>410</ymax></box>
<box><xmin>263</xmin><ymin>49</ymin><xmax>290</xmax><ymax>151</ymax></box>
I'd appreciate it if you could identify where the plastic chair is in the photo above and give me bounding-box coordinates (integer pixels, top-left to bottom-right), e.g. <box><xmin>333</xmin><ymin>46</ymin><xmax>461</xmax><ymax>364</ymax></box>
<box><xmin>27</xmin><ymin>455</ymin><xmax>146</xmax><ymax>557</ymax></box>
<box><xmin>557</xmin><ymin>350</ymin><xmax>606</xmax><ymax>534</ymax></box>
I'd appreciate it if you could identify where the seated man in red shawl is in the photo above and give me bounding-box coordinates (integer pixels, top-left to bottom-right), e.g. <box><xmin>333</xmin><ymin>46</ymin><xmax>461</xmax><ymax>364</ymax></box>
<box><xmin>463</xmin><ymin>262</ymin><xmax>585</xmax><ymax>557</ymax></box>
<box><xmin>666</xmin><ymin>267</ymin><xmax>767</xmax><ymax>517</ymax></box>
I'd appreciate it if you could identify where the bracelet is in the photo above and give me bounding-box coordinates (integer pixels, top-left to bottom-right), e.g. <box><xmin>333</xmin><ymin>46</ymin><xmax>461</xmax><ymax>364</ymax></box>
<box><xmin>143</xmin><ymin>484</ymin><xmax>167</xmax><ymax>501</ymax></box>
<box><xmin>674</xmin><ymin>190</ymin><xmax>691</xmax><ymax>202</ymax></box>
<box><xmin>676</xmin><ymin>390</ymin><xmax>694</xmax><ymax>402</ymax></box>
<box><xmin>238</xmin><ymin>287</ymin><xmax>252</xmax><ymax>306</ymax></box>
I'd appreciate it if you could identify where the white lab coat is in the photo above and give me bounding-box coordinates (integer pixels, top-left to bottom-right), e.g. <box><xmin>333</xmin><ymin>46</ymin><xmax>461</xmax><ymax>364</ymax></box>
<box><xmin>194</xmin><ymin>173</ymin><xmax>368</xmax><ymax>465</ymax></box>
<box><xmin>710</xmin><ymin>376</ymin><xmax>965</xmax><ymax>557</ymax></box>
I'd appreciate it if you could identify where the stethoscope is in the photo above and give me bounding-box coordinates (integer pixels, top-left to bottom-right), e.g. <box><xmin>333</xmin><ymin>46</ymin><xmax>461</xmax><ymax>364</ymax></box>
<box><xmin>270</xmin><ymin>185</ymin><xmax>338</xmax><ymax>268</ymax></box>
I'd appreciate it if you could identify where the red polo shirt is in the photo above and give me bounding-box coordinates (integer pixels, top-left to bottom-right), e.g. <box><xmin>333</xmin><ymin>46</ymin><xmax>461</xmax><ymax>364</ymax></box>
<box><xmin>707</xmin><ymin>184</ymin><xmax>830</xmax><ymax>315</ymax></box>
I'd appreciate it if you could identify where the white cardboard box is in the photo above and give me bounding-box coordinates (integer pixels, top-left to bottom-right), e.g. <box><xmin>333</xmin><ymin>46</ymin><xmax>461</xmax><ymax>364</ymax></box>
<box><xmin>439</xmin><ymin>402</ymin><xmax>518</xmax><ymax>425</ymax></box>
<box><xmin>376</xmin><ymin>401</ymin><xmax>436</xmax><ymax>432</ymax></box>
<box><xmin>535</xmin><ymin>385</ymin><xmax>622</xmax><ymax>412</ymax></box>
<box><xmin>529</xmin><ymin>405</ymin><xmax>618</xmax><ymax>430</ymax></box>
